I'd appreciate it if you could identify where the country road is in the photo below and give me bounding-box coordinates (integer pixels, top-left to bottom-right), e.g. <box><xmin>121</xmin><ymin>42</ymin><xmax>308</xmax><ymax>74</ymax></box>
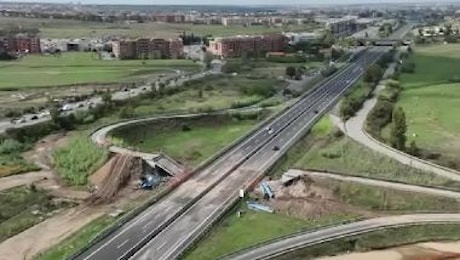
<box><xmin>286</xmin><ymin>169</ymin><xmax>460</xmax><ymax>200</ymax></box>
<box><xmin>330</xmin><ymin>83</ymin><xmax>460</xmax><ymax>182</ymax></box>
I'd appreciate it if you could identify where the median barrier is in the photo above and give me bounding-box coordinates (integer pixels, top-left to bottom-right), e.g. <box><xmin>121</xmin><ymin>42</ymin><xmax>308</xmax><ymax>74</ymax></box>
<box><xmin>71</xmin><ymin>94</ymin><xmax>297</xmax><ymax>260</ymax></box>
<box><xmin>72</xmin><ymin>50</ymin><xmax>374</xmax><ymax>260</ymax></box>
<box><xmin>67</xmin><ymin>186</ymin><xmax>171</xmax><ymax>260</ymax></box>
<box><xmin>175</xmin><ymin>49</ymin><xmax>385</xmax><ymax>259</ymax></box>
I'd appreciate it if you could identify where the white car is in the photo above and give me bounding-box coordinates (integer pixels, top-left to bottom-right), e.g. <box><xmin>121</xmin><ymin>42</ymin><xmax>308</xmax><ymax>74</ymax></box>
<box><xmin>62</xmin><ymin>104</ymin><xmax>73</xmax><ymax>111</ymax></box>
<box><xmin>265</xmin><ymin>127</ymin><xmax>274</xmax><ymax>134</ymax></box>
<box><xmin>39</xmin><ymin>111</ymin><xmax>50</xmax><ymax>118</ymax></box>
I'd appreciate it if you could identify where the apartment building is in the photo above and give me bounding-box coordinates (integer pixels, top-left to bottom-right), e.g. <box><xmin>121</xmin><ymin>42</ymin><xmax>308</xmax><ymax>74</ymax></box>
<box><xmin>209</xmin><ymin>34</ymin><xmax>288</xmax><ymax>58</ymax></box>
<box><xmin>0</xmin><ymin>35</ymin><xmax>41</xmax><ymax>53</ymax></box>
<box><xmin>112</xmin><ymin>38</ymin><xmax>184</xmax><ymax>59</ymax></box>
<box><xmin>221</xmin><ymin>16</ymin><xmax>257</xmax><ymax>26</ymax></box>
<box><xmin>316</xmin><ymin>16</ymin><xmax>358</xmax><ymax>37</ymax></box>
<box><xmin>152</xmin><ymin>14</ymin><xmax>185</xmax><ymax>23</ymax></box>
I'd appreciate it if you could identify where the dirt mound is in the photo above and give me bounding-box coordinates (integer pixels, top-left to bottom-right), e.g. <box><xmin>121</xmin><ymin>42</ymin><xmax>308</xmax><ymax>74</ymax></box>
<box><xmin>255</xmin><ymin>177</ymin><xmax>375</xmax><ymax>219</ymax></box>
<box><xmin>269</xmin><ymin>176</ymin><xmax>335</xmax><ymax>200</ymax></box>
<box><xmin>86</xmin><ymin>154</ymin><xmax>143</xmax><ymax>205</ymax></box>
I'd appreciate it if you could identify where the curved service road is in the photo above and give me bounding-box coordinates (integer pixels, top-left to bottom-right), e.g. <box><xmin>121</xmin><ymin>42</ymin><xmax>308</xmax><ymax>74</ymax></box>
<box><xmin>222</xmin><ymin>214</ymin><xmax>460</xmax><ymax>260</ymax></box>
<box><xmin>330</xmin><ymin>83</ymin><xmax>460</xmax><ymax>182</ymax></box>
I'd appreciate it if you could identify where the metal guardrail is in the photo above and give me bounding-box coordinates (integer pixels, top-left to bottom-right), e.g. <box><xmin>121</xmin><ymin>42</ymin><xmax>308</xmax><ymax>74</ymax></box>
<box><xmin>261</xmin><ymin>221</ymin><xmax>460</xmax><ymax>260</ymax></box>
<box><xmin>69</xmin><ymin>51</ymin><xmax>363</xmax><ymax>259</ymax></box>
<box><xmin>175</xmin><ymin>47</ymin><xmax>382</xmax><ymax>259</ymax></box>
<box><xmin>217</xmin><ymin>217</ymin><xmax>366</xmax><ymax>260</ymax></box>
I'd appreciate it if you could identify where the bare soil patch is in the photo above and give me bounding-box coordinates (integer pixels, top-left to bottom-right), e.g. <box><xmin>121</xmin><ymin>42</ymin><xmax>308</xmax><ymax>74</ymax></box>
<box><xmin>253</xmin><ymin>177</ymin><xmax>378</xmax><ymax>220</ymax></box>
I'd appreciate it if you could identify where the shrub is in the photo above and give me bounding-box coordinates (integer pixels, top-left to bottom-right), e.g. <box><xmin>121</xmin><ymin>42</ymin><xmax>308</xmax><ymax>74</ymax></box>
<box><xmin>182</xmin><ymin>124</ymin><xmax>191</xmax><ymax>131</ymax></box>
<box><xmin>0</xmin><ymin>139</ymin><xmax>25</xmax><ymax>154</ymax></box>
<box><xmin>401</xmin><ymin>61</ymin><xmax>415</xmax><ymax>73</ymax></box>
<box><xmin>52</xmin><ymin>136</ymin><xmax>108</xmax><ymax>186</ymax></box>
<box><xmin>366</xmin><ymin>99</ymin><xmax>394</xmax><ymax>138</ymax></box>
<box><xmin>4</xmin><ymin>110</ymin><xmax>21</xmax><ymax>118</ymax></box>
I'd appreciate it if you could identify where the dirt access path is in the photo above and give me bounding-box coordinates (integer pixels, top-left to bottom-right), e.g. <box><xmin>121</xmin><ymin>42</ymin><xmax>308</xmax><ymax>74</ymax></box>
<box><xmin>0</xmin><ymin>206</ymin><xmax>105</xmax><ymax>260</ymax></box>
<box><xmin>0</xmin><ymin>133</ymin><xmax>149</xmax><ymax>260</ymax></box>
<box><xmin>0</xmin><ymin>171</ymin><xmax>52</xmax><ymax>191</ymax></box>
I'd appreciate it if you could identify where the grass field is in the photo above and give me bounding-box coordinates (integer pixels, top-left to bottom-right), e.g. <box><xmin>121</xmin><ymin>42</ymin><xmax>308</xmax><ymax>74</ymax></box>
<box><xmin>0</xmin><ymin>17</ymin><xmax>320</xmax><ymax>39</ymax></box>
<box><xmin>133</xmin><ymin>75</ymin><xmax>281</xmax><ymax>116</ymax></box>
<box><xmin>296</xmin><ymin>136</ymin><xmax>460</xmax><ymax>189</ymax></box>
<box><xmin>267</xmin><ymin>116</ymin><xmax>460</xmax><ymax>189</ymax></box>
<box><xmin>0</xmin><ymin>186</ymin><xmax>73</xmax><ymax>243</ymax></box>
<box><xmin>185</xmin><ymin>209</ymin><xmax>357</xmax><ymax>260</ymax></box>
<box><xmin>110</xmin><ymin>114</ymin><xmax>266</xmax><ymax>167</ymax></box>
<box><xmin>392</xmin><ymin>44</ymin><xmax>460</xmax><ymax>166</ymax></box>
<box><xmin>0</xmin><ymin>52</ymin><xmax>198</xmax><ymax>89</ymax></box>
<box><xmin>318</xmin><ymin>178</ymin><xmax>460</xmax><ymax>212</ymax></box>
<box><xmin>52</xmin><ymin>135</ymin><xmax>109</xmax><ymax>186</ymax></box>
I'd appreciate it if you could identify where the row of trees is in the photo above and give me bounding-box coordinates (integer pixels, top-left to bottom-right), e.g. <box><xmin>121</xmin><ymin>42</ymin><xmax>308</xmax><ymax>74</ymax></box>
<box><xmin>0</xmin><ymin>26</ymin><xmax>40</xmax><ymax>38</ymax></box>
<box><xmin>340</xmin><ymin>49</ymin><xmax>395</xmax><ymax>120</ymax></box>
<box><xmin>179</xmin><ymin>32</ymin><xmax>211</xmax><ymax>46</ymax></box>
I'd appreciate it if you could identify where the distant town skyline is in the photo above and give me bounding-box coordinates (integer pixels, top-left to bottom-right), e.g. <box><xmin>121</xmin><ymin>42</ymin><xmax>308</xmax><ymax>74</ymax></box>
<box><xmin>2</xmin><ymin>0</ymin><xmax>459</xmax><ymax>5</ymax></box>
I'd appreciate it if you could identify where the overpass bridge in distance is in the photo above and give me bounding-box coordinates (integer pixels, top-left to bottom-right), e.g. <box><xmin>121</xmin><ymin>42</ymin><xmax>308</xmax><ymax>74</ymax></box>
<box><xmin>355</xmin><ymin>38</ymin><xmax>412</xmax><ymax>46</ymax></box>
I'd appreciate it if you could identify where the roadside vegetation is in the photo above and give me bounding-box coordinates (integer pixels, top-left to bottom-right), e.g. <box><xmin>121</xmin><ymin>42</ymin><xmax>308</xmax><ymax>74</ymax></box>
<box><xmin>281</xmin><ymin>224</ymin><xmax>460</xmax><ymax>259</ymax></box>
<box><xmin>33</xmin><ymin>215</ymin><xmax>116</xmax><ymax>260</ymax></box>
<box><xmin>52</xmin><ymin>135</ymin><xmax>108</xmax><ymax>186</ymax></box>
<box><xmin>339</xmin><ymin>49</ymin><xmax>395</xmax><ymax>120</ymax></box>
<box><xmin>296</xmin><ymin>132</ymin><xmax>460</xmax><ymax>190</ymax></box>
<box><xmin>132</xmin><ymin>75</ymin><xmax>283</xmax><ymax>117</ymax></box>
<box><xmin>0</xmin><ymin>138</ymin><xmax>39</xmax><ymax>177</ymax></box>
<box><xmin>267</xmin><ymin>116</ymin><xmax>459</xmax><ymax>189</ymax></box>
<box><xmin>185</xmin><ymin>207</ymin><xmax>358</xmax><ymax>260</ymax></box>
<box><xmin>110</xmin><ymin>111</ymin><xmax>269</xmax><ymax>167</ymax></box>
<box><xmin>317</xmin><ymin>178</ymin><xmax>460</xmax><ymax>212</ymax></box>
<box><xmin>0</xmin><ymin>186</ymin><xmax>74</xmax><ymax>243</ymax></box>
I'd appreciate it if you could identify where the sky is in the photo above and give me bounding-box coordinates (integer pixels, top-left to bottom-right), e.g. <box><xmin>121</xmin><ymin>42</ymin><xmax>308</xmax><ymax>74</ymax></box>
<box><xmin>3</xmin><ymin>0</ymin><xmax>454</xmax><ymax>5</ymax></box>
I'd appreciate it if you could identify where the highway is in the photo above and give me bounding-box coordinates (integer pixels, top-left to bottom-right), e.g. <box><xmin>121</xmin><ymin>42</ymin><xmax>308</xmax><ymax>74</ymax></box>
<box><xmin>72</xmin><ymin>47</ymin><xmax>387</xmax><ymax>260</ymax></box>
<box><xmin>221</xmin><ymin>214</ymin><xmax>460</xmax><ymax>260</ymax></box>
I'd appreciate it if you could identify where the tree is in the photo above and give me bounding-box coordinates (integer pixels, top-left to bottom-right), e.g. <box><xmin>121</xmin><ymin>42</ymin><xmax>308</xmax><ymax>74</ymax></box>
<box><xmin>364</xmin><ymin>64</ymin><xmax>383</xmax><ymax>83</ymax></box>
<box><xmin>408</xmin><ymin>140</ymin><xmax>419</xmax><ymax>156</ymax></box>
<box><xmin>285</xmin><ymin>66</ymin><xmax>296</xmax><ymax>78</ymax></box>
<box><xmin>203</xmin><ymin>51</ymin><xmax>214</xmax><ymax>69</ymax></box>
<box><xmin>49</xmin><ymin>107</ymin><xmax>60</xmax><ymax>124</ymax></box>
<box><xmin>389</xmin><ymin>107</ymin><xmax>407</xmax><ymax>150</ymax></box>
<box><xmin>119</xmin><ymin>106</ymin><xmax>135</xmax><ymax>119</ymax></box>
<box><xmin>102</xmin><ymin>90</ymin><xmax>112</xmax><ymax>105</ymax></box>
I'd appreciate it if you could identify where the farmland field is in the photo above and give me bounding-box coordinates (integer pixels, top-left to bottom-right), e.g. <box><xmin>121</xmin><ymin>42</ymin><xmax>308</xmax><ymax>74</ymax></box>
<box><xmin>392</xmin><ymin>44</ymin><xmax>460</xmax><ymax>169</ymax></box>
<box><xmin>0</xmin><ymin>52</ymin><xmax>199</xmax><ymax>89</ymax></box>
<box><xmin>0</xmin><ymin>17</ymin><xmax>320</xmax><ymax>39</ymax></box>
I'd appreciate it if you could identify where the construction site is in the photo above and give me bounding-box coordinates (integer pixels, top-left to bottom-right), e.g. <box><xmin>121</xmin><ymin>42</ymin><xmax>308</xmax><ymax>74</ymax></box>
<box><xmin>0</xmin><ymin>132</ymin><xmax>182</xmax><ymax>259</ymax></box>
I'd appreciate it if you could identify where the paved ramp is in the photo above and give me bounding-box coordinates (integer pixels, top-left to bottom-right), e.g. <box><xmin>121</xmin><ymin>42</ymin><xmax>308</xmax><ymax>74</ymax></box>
<box><xmin>149</xmin><ymin>154</ymin><xmax>185</xmax><ymax>176</ymax></box>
